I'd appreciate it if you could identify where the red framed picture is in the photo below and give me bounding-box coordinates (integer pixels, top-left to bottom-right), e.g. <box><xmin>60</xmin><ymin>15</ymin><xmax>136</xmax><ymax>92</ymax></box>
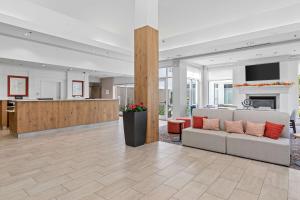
<box><xmin>72</xmin><ymin>80</ymin><xmax>84</xmax><ymax>97</ymax></box>
<box><xmin>8</xmin><ymin>75</ymin><xmax>29</xmax><ymax>97</ymax></box>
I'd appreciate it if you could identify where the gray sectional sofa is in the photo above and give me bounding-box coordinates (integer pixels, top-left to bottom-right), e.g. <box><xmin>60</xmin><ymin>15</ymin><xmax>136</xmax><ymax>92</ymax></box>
<box><xmin>182</xmin><ymin>108</ymin><xmax>290</xmax><ymax>166</ymax></box>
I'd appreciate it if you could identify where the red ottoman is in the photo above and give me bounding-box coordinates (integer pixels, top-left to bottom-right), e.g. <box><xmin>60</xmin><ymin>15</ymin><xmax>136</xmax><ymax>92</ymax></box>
<box><xmin>168</xmin><ymin>117</ymin><xmax>191</xmax><ymax>134</ymax></box>
<box><xmin>176</xmin><ymin>117</ymin><xmax>191</xmax><ymax>128</ymax></box>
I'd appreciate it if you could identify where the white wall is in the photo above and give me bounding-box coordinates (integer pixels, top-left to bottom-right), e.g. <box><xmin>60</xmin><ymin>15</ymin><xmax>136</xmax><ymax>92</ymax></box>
<box><xmin>0</xmin><ymin>34</ymin><xmax>133</xmax><ymax>76</ymax></box>
<box><xmin>0</xmin><ymin>63</ymin><xmax>90</xmax><ymax>100</ymax></box>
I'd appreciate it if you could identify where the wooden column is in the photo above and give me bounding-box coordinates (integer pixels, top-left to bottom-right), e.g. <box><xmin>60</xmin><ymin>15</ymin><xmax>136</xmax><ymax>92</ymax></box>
<box><xmin>0</xmin><ymin>100</ymin><xmax>7</xmax><ymax>129</ymax></box>
<box><xmin>134</xmin><ymin>25</ymin><xmax>159</xmax><ymax>143</ymax></box>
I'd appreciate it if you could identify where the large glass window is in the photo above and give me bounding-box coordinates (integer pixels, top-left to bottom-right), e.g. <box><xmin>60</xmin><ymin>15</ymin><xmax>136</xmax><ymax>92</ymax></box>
<box><xmin>208</xmin><ymin>67</ymin><xmax>233</xmax><ymax>106</ymax></box>
<box><xmin>186</xmin><ymin>67</ymin><xmax>201</xmax><ymax>116</ymax></box>
<box><xmin>159</xmin><ymin>67</ymin><xmax>173</xmax><ymax>120</ymax></box>
<box><xmin>209</xmin><ymin>80</ymin><xmax>233</xmax><ymax>105</ymax></box>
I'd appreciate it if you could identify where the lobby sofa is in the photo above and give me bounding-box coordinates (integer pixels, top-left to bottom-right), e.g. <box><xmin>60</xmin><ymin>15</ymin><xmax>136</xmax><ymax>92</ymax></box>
<box><xmin>182</xmin><ymin>108</ymin><xmax>290</xmax><ymax>166</ymax></box>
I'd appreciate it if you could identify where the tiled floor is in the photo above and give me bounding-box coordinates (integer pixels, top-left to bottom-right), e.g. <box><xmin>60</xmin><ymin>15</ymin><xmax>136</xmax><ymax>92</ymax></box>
<box><xmin>0</xmin><ymin>120</ymin><xmax>299</xmax><ymax>200</ymax></box>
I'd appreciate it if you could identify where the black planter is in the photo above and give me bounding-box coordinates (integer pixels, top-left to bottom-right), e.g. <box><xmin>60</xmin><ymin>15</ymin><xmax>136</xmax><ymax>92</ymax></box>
<box><xmin>123</xmin><ymin>111</ymin><xmax>147</xmax><ymax>147</ymax></box>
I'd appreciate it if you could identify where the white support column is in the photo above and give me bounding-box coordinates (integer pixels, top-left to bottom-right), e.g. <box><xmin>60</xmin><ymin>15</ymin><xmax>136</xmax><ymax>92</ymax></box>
<box><xmin>173</xmin><ymin>60</ymin><xmax>187</xmax><ymax>117</ymax></box>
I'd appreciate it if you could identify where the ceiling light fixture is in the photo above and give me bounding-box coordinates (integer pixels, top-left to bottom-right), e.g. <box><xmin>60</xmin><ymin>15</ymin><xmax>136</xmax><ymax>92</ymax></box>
<box><xmin>42</xmin><ymin>64</ymin><xmax>46</xmax><ymax>67</ymax></box>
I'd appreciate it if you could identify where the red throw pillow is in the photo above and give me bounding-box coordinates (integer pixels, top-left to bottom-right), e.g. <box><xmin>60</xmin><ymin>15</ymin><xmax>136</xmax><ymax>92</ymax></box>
<box><xmin>193</xmin><ymin>116</ymin><xmax>207</xmax><ymax>129</ymax></box>
<box><xmin>264</xmin><ymin>121</ymin><xmax>285</xmax><ymax>140</ymax></box>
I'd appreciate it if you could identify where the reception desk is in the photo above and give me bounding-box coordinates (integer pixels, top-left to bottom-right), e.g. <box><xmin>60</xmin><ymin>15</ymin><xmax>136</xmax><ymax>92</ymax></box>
<box><xmin>8</xmin><ymin>99</ymin><xmax>119</xmax><ymax>136</ymax></box>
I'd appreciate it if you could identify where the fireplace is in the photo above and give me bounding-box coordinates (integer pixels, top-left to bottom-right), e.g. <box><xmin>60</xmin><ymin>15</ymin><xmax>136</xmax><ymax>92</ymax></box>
<box><xmin>249</xmin><ymin>96</ymin><xmax>277</xmax><ymax>109</ymax></box>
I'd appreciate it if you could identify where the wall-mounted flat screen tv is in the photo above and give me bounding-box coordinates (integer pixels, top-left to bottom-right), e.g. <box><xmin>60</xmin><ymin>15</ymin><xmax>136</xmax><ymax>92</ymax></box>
<box><xmin>245</xmin><ymin>62</ymin><xmax>280</xmax><ymax>81</ymax></box>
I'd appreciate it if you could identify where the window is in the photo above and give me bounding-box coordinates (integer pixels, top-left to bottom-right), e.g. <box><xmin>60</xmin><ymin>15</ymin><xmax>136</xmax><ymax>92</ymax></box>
<box><xmin>209</xmin><ymin>80</ymin><xmax>233</xmax><ymax>105</ymax></box>
<box><xmin>159</xmin><ymin>67</ymin><xmax>173</xmax><ymax>120</ymax></box>
<box><xmin>208</xmin><ymin>67</ymin><xmax>233</xmax><ymax>106</ymax></box>
<box><xmin>186</xmin><ymin>67</ymin><xmax>201</xmax><ymax>116</ymax></box>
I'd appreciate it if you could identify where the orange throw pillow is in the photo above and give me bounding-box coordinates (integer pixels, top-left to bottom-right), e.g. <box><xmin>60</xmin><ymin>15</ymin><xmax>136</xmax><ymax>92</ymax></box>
<box><xmin>193</xmin><ymin>116</ymin><xmax>207</xmax><ymax>129</ymax></box>
<box><xmin>224</xmin><ymin>120</ymin><xmax>244</xmax><ymax>134</ymax></box>
<box><xmin>264</xmin><ymin>121</ymin><xmax>285</xmax><ymax>140</ymax></box>
<box><xmin>203</xmin><ymin>118</ymin><xmax>220</xmax><ymax>131</ymax></box>
<box><xmin>245</xmin><ymin>121</ymin><xmax>265</xmax><ymax>137</ymax></box>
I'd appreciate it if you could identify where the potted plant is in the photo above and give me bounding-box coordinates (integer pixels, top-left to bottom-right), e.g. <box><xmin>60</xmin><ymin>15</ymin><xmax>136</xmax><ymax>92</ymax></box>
<box><xmin>123</xmin><ymin>103</ymin><xmax>147</xmax><ymax>147</ymax></box>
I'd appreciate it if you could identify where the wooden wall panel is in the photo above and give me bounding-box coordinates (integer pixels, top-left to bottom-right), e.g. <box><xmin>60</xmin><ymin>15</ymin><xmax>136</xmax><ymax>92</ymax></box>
<box><xmin>9</xmin><ymin>100</ymin><xmax>119</xmax><ymax>135</ymax></box>
<box><xmin>0</xmin><ymin>100</ymin><xmax>7</xmax><ymax>129</ymax></box>
<box><xmin>134</xmin><ymin>26</ymin><xmax>159</xmax><ymax>144</ymax></box>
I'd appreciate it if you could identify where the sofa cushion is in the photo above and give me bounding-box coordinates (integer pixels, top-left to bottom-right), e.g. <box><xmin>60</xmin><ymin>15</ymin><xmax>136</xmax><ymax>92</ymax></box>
<box><xmin>182</xmin><ymin>128</ymin><xmax>229</xmax><ymax>153</ymax></box>
<box><xmin>245</xmin><ymin>121</ymin><xmax>265</xmax><ymax>137</ymax></box>
<box><xmin>264</xmin><ymin>121</ymin><xmax>285</xmax><ymax>140</ymax></box>
<box><xmin>234</xmin><ymin>110</ymin><xmax>290</xmax><ymax>138</ymax></box>
<box><xmin>224</xmin><ymin>120</ymin><xmax>244</xmax><ymax>134</ymax></box>
<box><xmin>193</xmin><ymin>109</ymin><xmax>234</xmax><ymax>131</ymax></box>
<box><xmin>227</xmin><ymin>133</ymin><xmax>290</xmax><ymax>166</ymax></box>
<box><xmin>193</xmin><ymin>116</ymin><xmax>207</xmax><ymax>129</ymax></box>
<box><xmin>203</xmin><ymin>118</ymin><xmax>220</xmax><ymax>131</ymax></box>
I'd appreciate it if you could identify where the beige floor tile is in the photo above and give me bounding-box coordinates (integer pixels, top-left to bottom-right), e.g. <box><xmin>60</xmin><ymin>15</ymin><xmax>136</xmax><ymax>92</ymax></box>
<box><xmin>26</xmin><ymin>175</ymin><xmax>71</xmax><ymax>196</ymax></box>
<box><xmin>0</xmin><ymin>177</ymin><xmax>36</xmax><ymax>197</ymax></box>
<box><xmin>237</xmin><ymin>175</ymin><xmax>264</xmax><ymax>195</ymax></box>
<box><xmin>63</xmin><ymin>172</ymin><xmax>103</xmax><ymax>191</ymax></box>
<box><xmin>132</xmin><ymin>174</ymin><xmax>167</xmax><ymax>194</ymax></box>
<box><xmin>140</xmin><ymin>185</ymin><xmax>177</xmax><ymax>200</ymax></box>
<box><xmin>230</xmin><ymin>157</ymin><xmax>251</xmax><ymax>169</ymax></box>
<box><xmin>97</xmin><ymin>170</ymin><xmax>128</xmax><ymax>186</ymax></box>
<box><xmin>26</xmin><ymin>185</ymin><xmax>68</xmax><ymax>200</ymax></box>
<box><xmin>207</xmin><ymin>178</ymin><xmax>237</xmax><ymax>199</ymax></box>
<box><xmin>110</xmin><ymin>188</ymin><xmax>143</xmax><ymax>200</ymax></box>
<box><xmin>229</xmin><ymin>189</ymin><xmax>258</xmax><ymax>200</ymax></box>
<box><xmin>194</xmin><ymin>169</ymin><xmax>221</xmax><ymax>185</ymax></box>
<box><xmin>173</xmin><ymin>181</ymin><xmax>207</xmax><ymax>200</ymax></box>
<box><xmin>0</xmin><ymin>190</ymin><xmax>28</xmax><ymax>200</ymax></box>
<box><xmin>259</xmin><ymin>185</ymin><xmax>288</xmax><ymax>200</ymax></box>
<box><xmin>244</xmin><ymin>163</ymin><xmax>268</xmax><ymax>178</ymax></box>
<box><xmin>156</xmin><ymin>164</ymin><xmax>185</xmax><ymax>178</ymax></box>
<box><xmin>221</xmin><ymin>166</ymin><xmax>244</xmax><ymax>182</ymax></box>
<box><xmin>96</xmin><ymin>178</ymin><xmax>136</xmax><ymax>199</ymax></box>
<box><xmin>56</xmin><ymin>181</ymin><xmax>104</xmax><ymax>200</ymax></box>
<box><xmin>0</xmin><ymin>121</ymin><xmax>297</xmax><ymax>200</ymax></box>
<box><xmin>264</xmin><ymin>171</ymin><xmax>289</xmax><ymax>190</ymax></box>
<box><xmin>164</xmin><ymin>171</ymin><xmax>194</xmax><ymax>190</ymax></box>
<box><xmin>198</xmin><ymin>193</ymin><xmax>223</xmax><ymax>200</ymax></box>
<box><xmin>80</xmin><ymin>194</ymin><xmax>106</xmax><ymax>200</ymax></box>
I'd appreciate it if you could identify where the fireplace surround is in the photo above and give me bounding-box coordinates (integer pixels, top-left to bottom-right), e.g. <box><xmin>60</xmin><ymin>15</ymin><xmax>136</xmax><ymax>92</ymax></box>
<box><xmin>249</xmin><ymin>96</ymin><xmax>277</xmax><ymax>109</ymax></box>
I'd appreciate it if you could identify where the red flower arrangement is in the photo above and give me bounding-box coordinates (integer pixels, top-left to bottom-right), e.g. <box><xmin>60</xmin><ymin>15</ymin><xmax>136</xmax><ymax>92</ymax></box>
<box><xmin>124</xmin><ymin>102</ymin><xmax>147</xmax><ymax>112</ymax></box>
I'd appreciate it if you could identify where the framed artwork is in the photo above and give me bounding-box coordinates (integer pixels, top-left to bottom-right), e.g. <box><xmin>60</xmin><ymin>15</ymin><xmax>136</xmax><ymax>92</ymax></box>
<box><xmin>8</xmin><ymin>75</ymin><xmax>29</xmax><ymax>97</ymax></box>
<box><xmin>72</xmin><ymin>80</ymin><xmax>84</xmax><ymax>97</ymax></box>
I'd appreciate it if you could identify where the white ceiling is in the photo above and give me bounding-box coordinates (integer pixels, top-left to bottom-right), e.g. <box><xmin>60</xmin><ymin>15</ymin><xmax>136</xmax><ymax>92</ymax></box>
<box><xmin>1</xmin><ymin>0</ymin><xmax>300</xmax><ymax>69</ymax></box>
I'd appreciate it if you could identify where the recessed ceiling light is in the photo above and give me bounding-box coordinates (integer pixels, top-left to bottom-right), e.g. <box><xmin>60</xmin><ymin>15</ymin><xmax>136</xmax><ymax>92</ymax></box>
<box><xmin>24</xmin><ymin>31</ymin><xmax>32</xmax><ymax>37</ymax></box>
